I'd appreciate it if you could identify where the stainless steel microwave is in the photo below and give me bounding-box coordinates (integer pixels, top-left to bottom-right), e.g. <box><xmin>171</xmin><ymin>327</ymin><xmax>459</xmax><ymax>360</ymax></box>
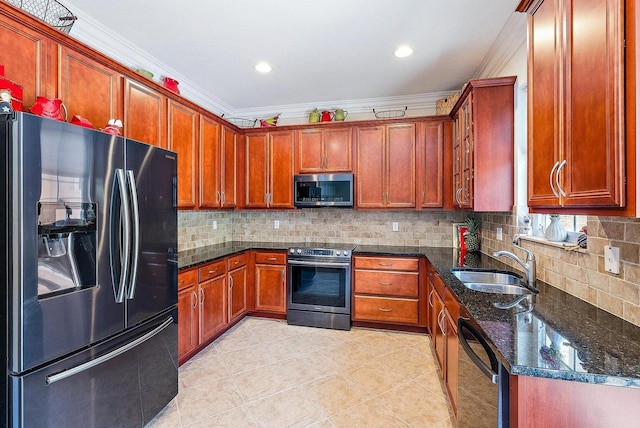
<box><xmin>294</xmin><ymin>173</ymin><xmax>354</xmax><ymax>207</ymax></box>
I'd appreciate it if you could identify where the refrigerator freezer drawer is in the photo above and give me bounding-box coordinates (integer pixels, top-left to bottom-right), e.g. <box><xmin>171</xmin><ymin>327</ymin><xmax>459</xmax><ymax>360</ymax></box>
<box><xmin>9</xmin><ymin>308</ymin><xmax>178</xmax><ymax>428</ymax></box>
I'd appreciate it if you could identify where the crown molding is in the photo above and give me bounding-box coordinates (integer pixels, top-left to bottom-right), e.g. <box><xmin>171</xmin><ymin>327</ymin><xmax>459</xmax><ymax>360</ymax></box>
<box><xmin>473</xmin><ymin>11</ymin><xmax>527</xmax><ymax>79</ymax></box>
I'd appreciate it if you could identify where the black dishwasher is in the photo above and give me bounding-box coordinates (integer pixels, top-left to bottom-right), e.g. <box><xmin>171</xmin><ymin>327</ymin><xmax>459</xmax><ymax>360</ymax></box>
<box><xmin>457</xmin><ymin>315</ymin><xmax>509</xmax><ymax>427</ymax></box>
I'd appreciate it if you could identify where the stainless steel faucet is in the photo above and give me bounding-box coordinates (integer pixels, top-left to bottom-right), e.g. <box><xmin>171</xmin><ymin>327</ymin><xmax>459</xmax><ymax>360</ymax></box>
<box><xmin>492</xmin><ymin>234</ymin><xmax>537</xmax><ymax>288</ymax></box>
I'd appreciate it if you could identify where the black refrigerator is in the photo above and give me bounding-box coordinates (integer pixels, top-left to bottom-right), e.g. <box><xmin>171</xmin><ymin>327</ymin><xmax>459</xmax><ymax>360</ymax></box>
<box><xmin>1</xmin><ymin>112</ymin><xmax>178</xmax><ymax>427</ymax></box>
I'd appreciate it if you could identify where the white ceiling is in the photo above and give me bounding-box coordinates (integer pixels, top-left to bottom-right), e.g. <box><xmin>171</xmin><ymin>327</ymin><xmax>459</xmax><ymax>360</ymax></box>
<box><xmin>60</xmin><ymin>0</ymin><xmax>525</xmax><ymax>120</ymax></box>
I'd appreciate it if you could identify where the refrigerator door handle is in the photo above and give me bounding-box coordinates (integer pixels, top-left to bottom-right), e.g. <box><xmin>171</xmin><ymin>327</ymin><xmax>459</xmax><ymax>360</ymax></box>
<box><xmin>45</xmin><ymin>317</ymin><xmax>174</xmax><ymax>385</ymax></box>
<box><xmin>126</xmin><ymin>169</ymin><xmax>140</xmax><ymax>300</ymax></box>
<box><xmin>114</xmin><ymin>169</ymin><xmax>131</xmax><ymax>303</ymax></box>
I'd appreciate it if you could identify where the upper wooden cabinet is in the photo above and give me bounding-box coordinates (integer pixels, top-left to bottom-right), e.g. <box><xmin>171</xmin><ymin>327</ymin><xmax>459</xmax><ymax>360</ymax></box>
<box><xmin>58</xmin><ymin>46</ymin><xmax>122</xmax><ymax>128</ymax></box>
<box><xmin>0</xmin><ymin>9</ymin><xmax>55</xmax><ymax>108</ymax></box>
<box><xmin>356</xmin><ymin>124</ymin><xmax>416</xmax><ymax>208</ymax></box>
<box><xmin>417</xmin><ymin>120</ymin><xmax>448</xmax><ymax>208</ymax></box>
<box><xmin>124</xmin><ymin>79</ymin><xmax>167</xmax><ymax>148</ymax></box>
<box><xmin>199</xmin><ymin>118</ymin><xmax>240</xmax><ymax>209</ymax></box>
<box><xmin>245</xmin><ymin>130</ymin><xmax>295</xmax><ymax>208</ymax></box>
<box><xmin>519</xmin><ymin>0</ymin><xmax>627</xmax><ymax>211</ymax></box>
<box><xmin>297</xmin><ymin>127</ymin><xmax>352</xmax><ymax>172</ymax></box>
<box><xmin>450</xmin><ymin>76</ymin><xmax>516</xmax><ymax>212</ymax></box>
<box><xmin>168</xmin><ymin>100</ymin><xmax>199</xmax><ymax>209</ymax></box>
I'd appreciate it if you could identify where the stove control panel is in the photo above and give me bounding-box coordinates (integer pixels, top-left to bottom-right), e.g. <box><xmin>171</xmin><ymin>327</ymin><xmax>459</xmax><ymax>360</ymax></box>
<box><xmin>288</xmin><ymin>247</ymin><xmax>352</xmax><ymax>258</ymax></box>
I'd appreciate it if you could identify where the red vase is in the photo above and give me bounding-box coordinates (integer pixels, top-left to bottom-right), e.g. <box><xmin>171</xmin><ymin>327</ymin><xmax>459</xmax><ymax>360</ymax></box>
<box><xmin>162</xmin><ymin>77</ymin><xmax>180</xmax><ymax>94</ymax></box>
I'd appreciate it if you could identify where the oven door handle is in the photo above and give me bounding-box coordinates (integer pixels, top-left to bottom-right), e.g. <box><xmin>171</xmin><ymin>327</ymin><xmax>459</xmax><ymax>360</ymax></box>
<box><xmin>287</xmin><ymin>259</ymin><xmax>351</xmax><ymax>268</ymax></box>
<box><xmin>457</xmin><ymin>317</ymin><xmax>500</xmax><ymax>384</ymax></box>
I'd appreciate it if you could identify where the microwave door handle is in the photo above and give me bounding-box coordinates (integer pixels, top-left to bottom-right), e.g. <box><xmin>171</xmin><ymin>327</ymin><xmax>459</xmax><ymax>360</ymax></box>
<box><xmin>457</xmin><ymin>317</ymin><xmax>500</xmax><ymax>384</ymax></box>
<box><xmin>125</xmin><ymin>170</ymin><xmax>140</xmax><ymax>300</ymax></box>
<box><xmin>113</xmin><ymin>169</ymin><xmax>130</xmax><ymax>303</ymax></box>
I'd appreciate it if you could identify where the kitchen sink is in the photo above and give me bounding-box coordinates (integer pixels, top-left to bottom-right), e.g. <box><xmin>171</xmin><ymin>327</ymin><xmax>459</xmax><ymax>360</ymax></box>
<box><xmin>451</xmin><ymin>269</ymin><xmax>533</xmax><ymax>295</ymax></box>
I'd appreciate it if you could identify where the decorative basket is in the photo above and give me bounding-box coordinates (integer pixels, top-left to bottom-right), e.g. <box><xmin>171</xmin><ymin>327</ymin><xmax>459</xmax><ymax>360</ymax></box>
<box><xmin>373</xmin><ymin>106</ymin><xmax>407</xmax><ymax>119</ymax></box>
<box><xmin>436</xmin><ymin>92</ymin><xmax>461</xmax><ymax>115</ymax></box>
<box><xmin>6</xmin><ymin>0</ymin><xmax>77</xmax><ymax>34</ymax></box>
<box><xmin>221</xmin><ymin>115</ymin><xmax>257</xmax><ymax>128</ymax></box>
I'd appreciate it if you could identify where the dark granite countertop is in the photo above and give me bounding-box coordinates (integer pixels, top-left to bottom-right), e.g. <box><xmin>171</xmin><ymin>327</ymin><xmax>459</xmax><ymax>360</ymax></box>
<box><xmin>179</xmin><ymin>242</ymin><xmax>640</xmax><ymax>388</ymax></box>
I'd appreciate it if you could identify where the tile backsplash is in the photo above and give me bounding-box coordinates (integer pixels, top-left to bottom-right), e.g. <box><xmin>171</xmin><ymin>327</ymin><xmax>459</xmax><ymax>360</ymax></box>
<box><xmin>480</xmin><ymin>212</ymin><xmax>640</xmax><ymax>328</ymax></box>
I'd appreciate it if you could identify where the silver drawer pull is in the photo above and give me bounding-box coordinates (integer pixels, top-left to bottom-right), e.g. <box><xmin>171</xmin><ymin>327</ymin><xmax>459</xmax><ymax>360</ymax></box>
<box><xmin>266</xmin><ymin>257</ymin><xmax>277</xmax><ymax>261</ymax></box>
<box><xmin>378</xmin><ymin>308</ymin><xmax>393</xmax><ymax>312</ymax></box>
<box><xmin>378</xmin><ymin>263</ymin><xmax>393</xmax><ymax>267</ymax></box>
<box><xmin>208</xmin><ymin>269</ymin><xmax>217</xmax><ymax>274</ymax></box>
<box><xmin>378</xmin><ymin>282</ymin><xmax>393</xmax><ymax>285</ymax></box>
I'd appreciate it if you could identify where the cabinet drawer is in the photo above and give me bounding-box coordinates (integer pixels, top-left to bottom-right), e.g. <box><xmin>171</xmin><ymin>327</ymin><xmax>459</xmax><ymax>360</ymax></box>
<box><xmin>255</xmin><ymin>251</ymin><xmax>286</xmax><ymax>265</ymax></box>
<box><xmin>353</xmin><ymin>296</ymin><xmax>419</xmax><ymax>324</ymax></box>
<box><xmin>353</xmin><ymin>256</ymin><xmax>418</xmax><ymax>272</ymax></box>
<box><xmin>198</xmin><ymin>259</ymin><xmax>227</xmax><ymax>282</ymax></box>
<box><xmin>178</xmin><ymin>269</ymin><xmax>197</xmax><ymax>291</ymax></box>
<box><xmin>228</xmin><ymin>252</ymin><xmax>248</xmax><ymax>270</ymax></box>
<box><xmin>353</xmin><ymin>270</ymin><xmax>418</xmax><ymax>297</ymax></box>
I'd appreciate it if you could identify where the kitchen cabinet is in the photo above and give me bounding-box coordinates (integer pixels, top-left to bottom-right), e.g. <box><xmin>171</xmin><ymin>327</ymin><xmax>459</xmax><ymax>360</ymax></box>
<box><xmin>254</xmin><ymin>251</ymin><xmax>287</xmax><ymax>314</ymax></box>
<box><xmin>168</xmin><ymin>100</ymin><xmax>199</xmax><ymax>209</ymax></box>
<box><xmin>177</xmin><ymin>270</ymin><xmax>198</xmax><ymax>361</ymax></box>
<box><xmin>450</xmin><ymin>76</ymin><xmax>515</xmax><ymax>212</ymax></box>
<box><xmin>0</xmin><ymin>9</ymin><xmax>55</xmax><ymax>109</ymax></box>
<box><xmin>417</xmin><ymin>120</ymin><xmax>449</xmax><ymax>208</ymax></box>
<box><xmin>228</xmin><ymin>253</ymin><xmax>248</xmax><ymax>323</ymax></box>
<box><xmin>58</xmin><ymin>46</ymin><xmax>122</xmax><ymax>129</ymax></box>
<box><xmin>356</xmin><ymin>124</ymin><xmax>416</xmax><ymax>208</ymax></box>
<box><xmin>427</xmin><ymin>264</ymin><xmax>459</xmax><ymax>414</ymax></box>
<box><xmin>352</xmin><ymin>256</ymin><xmax>423</xmax><ymax>325</ymax></box>
<box><xmin>519</xmin><ymin>0</ymin><xmax>626</xmax><ymax>211</ymax></box>
<box><xmin>199</xmin><ymin>119</ymin><xmax>240</xmax><ymax>209</ymax></box>
<box><xmin>198</xmin><ymin>260</ymin><xmax>227</xmax><ymax>344</ymax></box>
<box><xmin>297</xmin><ymin>127</ymin><xmax>352</xmax><ymax>172</ymax></box>
<box><xmin>124</xmin><ymin>79</ymin><xmax>167</xmax><ymax>148</ymax></box>
<box><xmin>245</xmin><ymin>131</ymin><xmax>295</xmax><ymax>208</ymax></box>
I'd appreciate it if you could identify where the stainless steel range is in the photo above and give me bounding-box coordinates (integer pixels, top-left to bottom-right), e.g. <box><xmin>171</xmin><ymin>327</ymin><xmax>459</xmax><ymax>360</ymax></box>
<box><xmin>287</xmin><ymin>244</ymin><xmax>355</xmax><ymax>330</ymax></box>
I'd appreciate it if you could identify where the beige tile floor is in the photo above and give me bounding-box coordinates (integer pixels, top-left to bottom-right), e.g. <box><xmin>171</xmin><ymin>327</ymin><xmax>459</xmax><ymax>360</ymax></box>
<box><xmin>147</xmin><ymin>317</ymin><xmax>455</xmax><ymax>428</ymax></box>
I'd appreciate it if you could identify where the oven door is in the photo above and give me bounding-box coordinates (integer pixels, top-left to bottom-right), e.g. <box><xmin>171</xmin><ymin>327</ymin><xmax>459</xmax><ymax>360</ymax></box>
<box><xmin>287</xmin><ymin>259</ymin><xmax>351</xmax><ymax>314</ymax></box>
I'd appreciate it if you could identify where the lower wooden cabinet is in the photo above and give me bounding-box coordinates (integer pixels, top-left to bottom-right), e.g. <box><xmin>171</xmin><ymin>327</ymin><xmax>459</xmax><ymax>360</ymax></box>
<box><xmin>177</xmin><ymin>270</ymin><xmax>198</xmax><ymax>361</ymax></box>
<box><xmin>199</xmin><ymin>273</ymin><xmax>227</xmax><ymax>344</ymax></box>
<box><xmin>228</xmin><ymin>253</ymin><xmax>248</xmax><ymax>323</ymax></box>
<box><xmin>352</xmin><ymin>256</ymin><xmax>424</xmax><ymax>326</ymax></box>
<box><xmin>254</xmin><ymin>251</ymin><xmax>287</xmax><ymax>314</ymax></box>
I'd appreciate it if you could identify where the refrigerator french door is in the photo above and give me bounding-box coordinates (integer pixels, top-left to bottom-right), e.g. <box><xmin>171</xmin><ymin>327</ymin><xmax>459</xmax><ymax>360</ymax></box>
<box><xmin>1</xmin><ymin>112</ymin><xmax>178</xmax><ymax>427</ymax></box>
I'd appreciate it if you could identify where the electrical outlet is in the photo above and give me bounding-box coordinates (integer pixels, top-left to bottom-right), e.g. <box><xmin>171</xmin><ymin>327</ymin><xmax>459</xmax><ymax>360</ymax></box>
<box><xmin>212</xmin><ymin>220</ymin><xmax>217</xmax><ymax>230</ymax></box>
<box><xmin>496</xmin><ymin>227</ymin><xmax>502</xmax><ymax>241</ymax></box>
<box><xmin>604</xmin><ymin>246</ymin><xmax>620</xmax><ymax>274</ymax></box>
<box><xmin>274</xmin><ymin>220</ymin><xmax>280</xmax><ymax>229</ymax></box>
<box><xmin>392</xmin><ymin>222</ymin><xmax>399</xmax><ymax>232</ymax></box>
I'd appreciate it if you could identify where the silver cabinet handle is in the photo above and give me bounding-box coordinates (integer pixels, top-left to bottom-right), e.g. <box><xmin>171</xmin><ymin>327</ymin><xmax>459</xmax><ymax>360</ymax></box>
<box><xmin>378</xmin><ymin>308</ymin><xmax>393</xmax><ymax>312</ymax></box>
<box><xmin>549</xmin><ymin>161</ymin><xmax>560</xmax><ymax>198</ymax></box>
<box><xmin>455</xmin><ymin>188</ymin><xmax>463</xmax><ymax>205</ymax></box>
<box><xmin>428</xmin><ymin>289</ymin><xmax>434</xmax><ymax>308</ymax></box>
<box><xmin>46</xmin><ymin>317</ymin><xmax>173</xmax><ymax>385</ymax></box>
<box><xmin>229</xmin><ymin>276</ymin><xmax>233</xmax><ymax>288</ymax></box>
<box><xmin>266</xmin><ymin>257</ymin><xmax>277</xmax><ymax>261</ymax></box>
<box><xmin>378</xmin><ymin>282</ymin><xmax>393</xmax><ymax>286</ymax></box>
<box><xmin>192</xmin><ymin>290</ymin><xmax>198</xmax><ymax>309</ymax></box>
<box><xmin>216</xmin><ymin>190</ymin><xmax>221</xmax><ymax>205</ymax></box>
<box><xmin>221</xmin><ymin>192</ymin><xmax>226</xmax><ymax>206</ymax></box>
<box><xmin>556</xmin><ymin>159</ymin><xmax>567</xmax><ymax>197</ymax></box>
<box><xmin>200</xmin><ymin>288</ymin><xmax>204</xmax><ymax>305</ymax></box>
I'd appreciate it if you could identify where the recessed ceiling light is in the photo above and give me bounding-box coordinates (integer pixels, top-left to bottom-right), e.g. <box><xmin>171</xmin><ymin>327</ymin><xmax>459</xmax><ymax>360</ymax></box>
<box><xmin>394</xmin><ymin>45</ymin><xmax>414</xmax><ymax>58</ymax></box>
<box><xmin>254</xmin><ymin>62</ymin><xmax>272</xmax><ymax>73</ymax></box>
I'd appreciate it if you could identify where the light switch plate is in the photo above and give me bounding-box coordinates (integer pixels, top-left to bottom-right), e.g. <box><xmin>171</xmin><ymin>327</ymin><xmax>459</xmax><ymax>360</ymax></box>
<box><xmin>392</xmin><ymin>222</ymin><xmax>399</xmax><ymax>232</ymax></box>
<box><xmin>274</xmin><ymin>220</ymin><xmax>280</xmax><ymax>229</ymax></box>
<box><xmin>604</xmin><ymin>246</ymin><xmax>620</xmax><ymax>274</ymax></box>
<box><xmin>212</xmin><ymin>220</ymin><xmax>217</xmax><ymax>230</ymax></box>
<box><xmin>496</xmin><ymin>227</ymin><xmax>503</xmax><ymax>241</ymax></box>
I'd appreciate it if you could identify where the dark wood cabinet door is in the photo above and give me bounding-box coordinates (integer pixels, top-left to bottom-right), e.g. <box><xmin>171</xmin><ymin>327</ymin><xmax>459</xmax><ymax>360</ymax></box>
<box><xmin>245</xmin><ymin>132</ymin><xmax>269</xmax><ymax>208</ymax></box>
<box><xmin>199</xmin><ymin>116</ymin><xmax>221</xmax><ymax>208</ymax></box>
<box><xmin>562</xmin><ymin>0</ymin><xmax>624</xmax><ymax>207</ymax></box>
<box><xmin>59</xmin><ymin>46</ymin><xmax>122</xmax><ymax>129</ymax></box>
<box><xmin>168</xmin><ymin>101</ymin><xmax>199</xmax><ymax>209</ymax></box>
<box><xmin>269</xmin><ymin>131</ymin><xmax>295</xmax><ymax>208</ymax></box>
<box><xmin>387</xmin><ymin>124</ymin><xmax>416</xmax><ymax>207</ymax></box>
<box><xmin>418</xmin><ymin>121</ymin><xmax>445</xmax><ymax>208</ymax></box>
<box><xmin>199</xmin><ymin>276</ymin><xmax>227</xmax><ymax>343</ymax></box>
<box><xmin>324</xmin><ymin>128</ymin><xmax>353</xmax><ymax>172</ymax></box>
<box><xmin>254</xmin><ymin>264</ymin><xmax>286</xmax><ymax>313</ymax></box>
<box><xmin>221</xmin><ymin>126</ymin><xmax>238</xmax><ymax>208</ymax></box>
<box><xmin>298</xmin><ymin>129</ymin><xmax>324</xmax><ymax>172</ymax></box>
<box><xmin>177</xmin><ymin>285</ymin><xmax>198</xmax><ymax>361</ymax></box>
<box><xmin>432</xmin><ymin>291</ymin><xmax>446</xmax><ymax>374</ymax></box>
<box><xmin>527</xmin><ymin>0</ymin><xmax>561</xmax><ymax>208</ymax></box>
<box><xmin>356</xmin><ymin>126</ymin><xmax>386</xmax><ymax>208</ymax></box>
<box><xmin>0</xmin><ymin>12</ymin><xmax>55</xmax><ymax>109</ymax></box>
<box><xmin>445</xmin><ymin>311</ymin><xmax>458</xmax><ymax>415</ymax></box>
<box><xmin>229</xmin><ymin>266</ymin><xmax>247</xmax><ymax>323</ymax></box>
<box><xmin>124</xmin><ymin>79</ymin><xmax>167</xmax><ymax>148</ymax></box>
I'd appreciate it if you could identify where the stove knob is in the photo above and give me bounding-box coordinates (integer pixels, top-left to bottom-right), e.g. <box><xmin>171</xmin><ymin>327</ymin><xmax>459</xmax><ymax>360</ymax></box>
<box><xmin>343</xmin><ymin>250</ymin><xmax>349</xmax><ymax>256</ymax></box>
<box><xmin>289</xmin><ymin>248</ymin><xmax>295</xmax><ymax>254</ymax></box>
<box><xmin>297</xmin><ymin>249</ymin><xmax>302</xmax><ymax>254</ymax></box>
